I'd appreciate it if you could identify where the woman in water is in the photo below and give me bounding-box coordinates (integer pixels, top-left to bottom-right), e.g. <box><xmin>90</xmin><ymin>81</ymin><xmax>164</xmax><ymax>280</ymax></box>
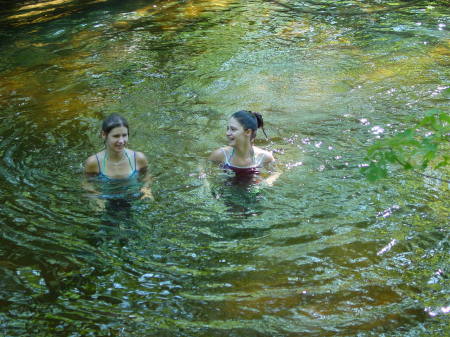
<box><xmin>84</xmin><ymin>114</ymin><xmax>152</xmax><ymax>209</ymax></box>
<box><xmin>209</xmin><ymin>110</ymin><xmax>279</xmax><ymax>185</ymax></box>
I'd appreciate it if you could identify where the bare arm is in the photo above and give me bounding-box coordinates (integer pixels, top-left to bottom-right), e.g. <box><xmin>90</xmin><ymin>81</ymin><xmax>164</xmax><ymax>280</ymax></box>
<box><xmin>262</xmin><ymin>151</ymin><xmax>281</xmax><ymax>186</ymax></box>
<box><xmin>136</xmin><ymin>151</ymin><xmax>153</xmax><ymax>200</ymax></box>
<box><xmin>208</xmin><ymin>147</ymin><xmax>226</xmax><ymax>163</ymax></box>
<box><xmin>84</xmin><ymin>155</ymin><xmax>100</xmax><ymax>176</ymax></box>
<box><xmin>82</xmin><ymin>154</ymin><xmax>106</xmax><ymax>210</ymax></box>
<box><xmin>82</xmin><ymin>155</ymin><xmax>100</xmax><ymax>193</ymax></box>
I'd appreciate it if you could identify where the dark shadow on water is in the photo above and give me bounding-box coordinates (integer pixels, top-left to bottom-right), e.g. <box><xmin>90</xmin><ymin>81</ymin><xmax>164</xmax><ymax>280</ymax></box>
<box><xmin>211</xmin><ymin>173</ymin><xmax>266</xmax><ymax>218</ymax></box>
<box><xmin>29</xmin><ymin>196</ymin><xmax>146</xmax><ymax>302</ymax></box>
<box><xmin>89</xmin><ymin>196</ymin><xmax>142</xmax><ymax>247</ymax></box>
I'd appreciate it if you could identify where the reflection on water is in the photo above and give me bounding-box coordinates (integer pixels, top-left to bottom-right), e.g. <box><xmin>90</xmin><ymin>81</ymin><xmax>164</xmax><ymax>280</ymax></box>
<box><xmin>209</xmin><ymin>171</ymin><xmax>266</xmax><ymax>217</ymax></box>
<box><xmin>0</xmin><ymin>0</ymin><xmax>449</xmax><ymax>336</ymax></box>
<box><xmin>0</xmin><ymin>0</ymin><xmax>109</xmax><ymax>25</ymax></box>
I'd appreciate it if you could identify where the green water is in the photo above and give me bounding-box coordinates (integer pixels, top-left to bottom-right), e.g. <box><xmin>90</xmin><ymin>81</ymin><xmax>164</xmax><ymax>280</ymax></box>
<box><xmin>0</xmin><ymin>0</ymin><xmax>448</xmax><ymax>336</ymax></box>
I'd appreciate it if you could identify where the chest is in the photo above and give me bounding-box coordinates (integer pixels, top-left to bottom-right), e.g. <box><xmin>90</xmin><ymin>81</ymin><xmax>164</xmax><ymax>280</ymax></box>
<box><xmin>105</xmin><ymin>161</ymin><xmax>133</xmax><ymax>178</ymax></box>
<box><xmin>100</xmin><ymin>152</ymin><xmax>135</xmax><ymax>179</ymax></box>
<box><xmin>230</xmin><ymin>155</ymin><xmax>256</xmax><ymax>168</ymax></box>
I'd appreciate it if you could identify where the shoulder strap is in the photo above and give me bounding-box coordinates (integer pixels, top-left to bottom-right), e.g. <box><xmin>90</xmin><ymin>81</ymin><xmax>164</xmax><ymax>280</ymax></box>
<box><xmin>95</xmin><ymin>154</ymin><xmax>103</xmax><ymax>174</ymax></box>
<box><xmin>221</xmin><ymin>148</ymin><xmax>232</xmax><ymax>165</ymax></box>
<box><xmin>254</xmin><ymin>151</ymin><xmax>266</xmax><ymax>166</ymax></box>
<box><xmin>102</xmin><ymin>152</ymin><xmax>108</xmax><ymax>175</ymax></box>
<box><xmin>128</xmin><ymin>151</ymin><xmax>137</xmax><ymax>172</ymax></box>
<box><xmin>124</xmin><ymin>150</ymin><xmax>134</xmax><ymax>171</ymax></box>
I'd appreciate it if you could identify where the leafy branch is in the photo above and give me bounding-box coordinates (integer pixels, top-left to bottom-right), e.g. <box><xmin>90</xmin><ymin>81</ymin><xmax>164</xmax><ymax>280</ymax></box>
<box><xmin>361</xmin><ymin>107</ymin><xmax>450</xmax><ymax>183</ymax></box>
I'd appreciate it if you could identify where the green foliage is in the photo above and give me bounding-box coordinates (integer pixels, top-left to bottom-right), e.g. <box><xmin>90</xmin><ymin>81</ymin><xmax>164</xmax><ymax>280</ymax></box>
<box><xmin>362</xmin><ymin>106</ymin><xmax>450</xmax><ymax>182</ymax></box>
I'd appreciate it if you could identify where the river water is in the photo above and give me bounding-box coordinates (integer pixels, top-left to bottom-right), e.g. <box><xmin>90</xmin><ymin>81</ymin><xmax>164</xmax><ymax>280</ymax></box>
<box><xmin>0</xmin><ymin>0</ymin><xmax>448</xmax><ymax>336</ymax></box>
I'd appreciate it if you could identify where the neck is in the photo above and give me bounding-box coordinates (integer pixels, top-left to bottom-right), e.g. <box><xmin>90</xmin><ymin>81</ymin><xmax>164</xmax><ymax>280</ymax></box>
<box><xmin>106</xmin><ymin>148</ymin><xmax>125</xmax><ymax>161</ymax></box>
<box><xmin>234</xmin><ymin>142</ymin><xmax>253</xmax><ymax>159</ymax></box>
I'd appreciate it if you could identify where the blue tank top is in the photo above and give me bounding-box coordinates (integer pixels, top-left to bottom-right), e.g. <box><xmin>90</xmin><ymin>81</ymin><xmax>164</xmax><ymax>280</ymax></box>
<box><xmin>94</xmin><ymin>150</ymin><xmax>141</xmax><ymax>199</ymax></box>
<box><xmin>95</xmin><ymin>150</ymin><xmax>138</xmax><ymax>181</ymax></box>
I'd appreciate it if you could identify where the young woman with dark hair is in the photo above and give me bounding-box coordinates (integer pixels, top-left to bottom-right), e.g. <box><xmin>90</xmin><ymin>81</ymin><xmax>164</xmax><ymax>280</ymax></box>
<box><xmin>209</xmin><ymin>110</ymin><xmax>279</xmax><ymax>185</ymax></box>
<box><xmin>84</xmin><ymin>114</ymin><xmax>152</xmax><ymax>203</ymax></box>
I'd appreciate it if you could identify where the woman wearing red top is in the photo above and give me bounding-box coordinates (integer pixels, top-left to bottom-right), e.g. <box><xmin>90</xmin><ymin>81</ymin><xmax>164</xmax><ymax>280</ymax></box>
<box><xmin>209</xmin><ymin>110</ymin><xmax>280</xmax><ymax>185</ymax></box>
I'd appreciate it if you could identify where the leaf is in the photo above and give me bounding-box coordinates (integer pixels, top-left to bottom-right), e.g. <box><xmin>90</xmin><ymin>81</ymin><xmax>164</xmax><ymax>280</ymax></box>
<box><xmin>420</xmin><ymin>138</ymin><xmax>438</xmax><ymax>152</ymax></box>
<box><xmin>438</xmin><ymin>112</ymin><xmax>450</xmax><ymax>124</ymax></box>
<box><xmin>435</xmin><ymin>157</ymin><xmax>448</xmax><ymax>169</ymax></box>
<box><xmin>361</xmin><ymin>163</ymin><xmax>388</xmax><ymax>182</ymax></box>
<box><xmin>419</xmin><ymin>115</ymin><xmax>437</xmax><ymax>128</ymax></box>
<box><xmin>384</xmin><ymin>151</ymin><xmax>398</xmax><ymax>163</ymax></box>
<box><xmin>367</xmin><ymin>142</ymin><xmax>388</xmax><ymax>155</ymax></box>
<box><xmin>363</xmin><ymin>109</ymin><xmax>449</xmax><ymax>181</ymax></box>
<box><xmin>386</xmin><ymin>130</ymin><xmax>420</xmax><ymax>147</ymax></box>
<box><xmin>403</xmin><ymin>161</ymin><xmax>413</xmax><ymax>170</ymax></box>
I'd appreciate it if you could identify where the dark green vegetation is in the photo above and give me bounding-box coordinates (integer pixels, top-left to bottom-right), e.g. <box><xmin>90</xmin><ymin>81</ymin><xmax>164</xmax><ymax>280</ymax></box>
<box><xmin>362</xmin><ymin>105</ymin><xmax>449</xmax><ymax>182</ymax></box>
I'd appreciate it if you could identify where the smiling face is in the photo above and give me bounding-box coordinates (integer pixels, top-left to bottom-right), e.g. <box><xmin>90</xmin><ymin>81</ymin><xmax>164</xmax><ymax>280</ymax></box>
<box><xmin>226</xmin><ymin>117</ymin><xmax>252</xmax><ymax>147</ymax></box>
<box><xmin>102</xmin><ymin>126</ymin><xmax>128</xmax><ymax>154</ymax></box>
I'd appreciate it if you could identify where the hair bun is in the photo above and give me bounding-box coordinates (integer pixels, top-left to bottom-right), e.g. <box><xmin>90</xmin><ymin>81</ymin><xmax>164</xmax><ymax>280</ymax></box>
<box><xmin>249</xmin><ymin>111</ymin><xmax>263</xmax><ymax>129</ymax></box>
<box><xmin>250</xmin><ymin>111</ymin><xmax>269</xmax><ymax>139</ymax></box>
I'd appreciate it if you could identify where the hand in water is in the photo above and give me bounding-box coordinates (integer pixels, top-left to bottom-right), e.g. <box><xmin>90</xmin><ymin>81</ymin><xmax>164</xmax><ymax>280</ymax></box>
<box><xmin>88</xmin><ymin>196</ymin><xmax>105</xmax><ymax>212</ymax></box>
<box><xmin>140</xmin><ymin>187</ymin><xmax>154</xmax><ymax>200</ymax></box>
<box><xmin>264</xmin><ymin>171</ymin><xmax>281</xmax><ymax>186</ymax></box>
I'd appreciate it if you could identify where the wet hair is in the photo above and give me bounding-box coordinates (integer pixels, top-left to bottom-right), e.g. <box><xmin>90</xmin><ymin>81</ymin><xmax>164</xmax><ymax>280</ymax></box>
<box><xmin>231</xmin><ymin>110</ymin><xmax>268</xmax><ymax>139</ymax></box>
<box><xmin>101</xmin><ymin>114</ymin><xmax>129</xmax><ymax>136</ymax></box>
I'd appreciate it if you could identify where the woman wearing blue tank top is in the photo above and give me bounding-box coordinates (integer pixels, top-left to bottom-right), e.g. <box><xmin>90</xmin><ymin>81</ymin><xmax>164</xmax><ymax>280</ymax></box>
<box><xmin>209</xmin><ymin>110</ymin><xmax>280</xmax><ymax>186</ymax></box>
<box><xmin>84</xmin><ymin>114</ymin><xmax>152</xmax><ymax>205</ymax></box>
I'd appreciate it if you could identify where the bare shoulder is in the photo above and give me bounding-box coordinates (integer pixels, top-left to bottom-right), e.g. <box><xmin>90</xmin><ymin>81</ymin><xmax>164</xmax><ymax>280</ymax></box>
<box><xmin>84</xmin><ymin>153</ymin><xmax>100</xmax><ymax>174</ymax></box>
<box><xmin>209</xmin><ymin>146</ymin><xmax>228</xmax><ymax>162</ymax></box>
<box><xmin>134</xmin><ymin>151</ymin><xmax>148</xmax><ymax>170</ymax></box>
<box><xmin>254</xmin><ymin>147</ymin><xmax>275</xmax><ymax>165</ymax></box>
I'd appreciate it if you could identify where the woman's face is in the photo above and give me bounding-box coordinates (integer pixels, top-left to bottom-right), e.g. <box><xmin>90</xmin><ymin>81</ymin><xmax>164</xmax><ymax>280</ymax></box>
<box><xmin>226</xmin><ymin>117</ymin><xmax>251</xmax><ymax>147</ymax></box>
<box><xmin>103</xmin><ymin>126</ymin><xmax>128</xmax><ymax>153</ymax></box>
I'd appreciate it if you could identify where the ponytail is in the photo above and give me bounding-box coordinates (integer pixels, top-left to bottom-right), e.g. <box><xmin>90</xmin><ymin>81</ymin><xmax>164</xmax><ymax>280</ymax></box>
<box><xmin>251</xmin><ymin>111</ymin><xmax>268</xmax><ymax>139</ymax></box>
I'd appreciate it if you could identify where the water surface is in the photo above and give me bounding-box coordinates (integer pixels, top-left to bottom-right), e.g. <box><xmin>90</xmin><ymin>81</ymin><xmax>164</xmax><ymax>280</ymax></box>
<box><xmin>0</xmin><ymin>0</ymin><xmax>448</xmax><ymax>336</ymax></box>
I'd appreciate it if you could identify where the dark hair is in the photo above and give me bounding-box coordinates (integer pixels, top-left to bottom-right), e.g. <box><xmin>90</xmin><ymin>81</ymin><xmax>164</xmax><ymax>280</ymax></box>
<box><xmin>102</xmin><ymin>114</ymin><xmax>129</xmax><ymax>135</ymax></box>
<box><xmin>231</xmin><ymin>110</ymin><xmax>268</xmax><ymax>139</ymax></box>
